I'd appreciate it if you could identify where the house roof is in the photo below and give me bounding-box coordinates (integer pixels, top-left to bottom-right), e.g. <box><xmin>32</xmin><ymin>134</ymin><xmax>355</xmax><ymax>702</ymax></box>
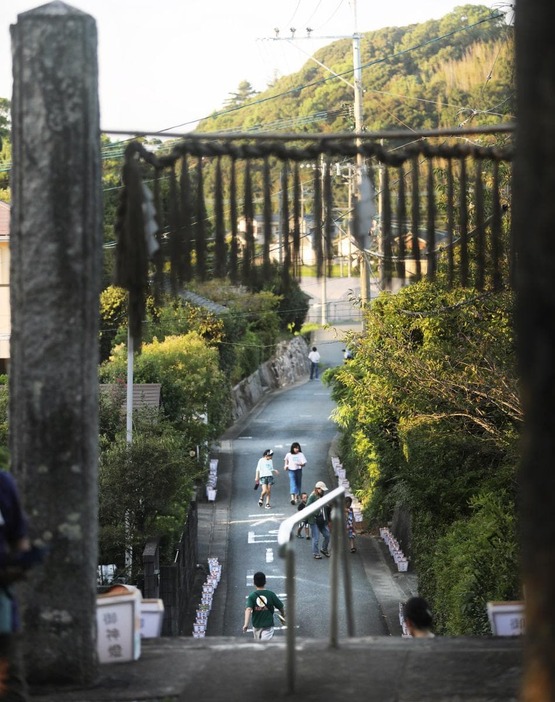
<box><xmin>99</xmin><ymin>383</ymin><xmax>161</xmax><ymax>410</ymax></box>
<box><xmin>0</xmin><ymin>201</ymin><xmax>9</xmax><ymax>238</ymax></box>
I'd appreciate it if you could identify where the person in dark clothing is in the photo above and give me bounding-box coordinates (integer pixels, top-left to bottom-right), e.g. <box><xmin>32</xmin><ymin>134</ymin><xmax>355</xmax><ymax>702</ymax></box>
<box><xmin>403</xmin><ymin>597</ymin><xmax>435</xmax><ymax>638</ymax></box>
<box><xmin>243</xmin><ymin>571</ymin><xmax>285</xmax><ymax>640</ymax></box>
<box><xmin>296</xmin><ymin>492</ymin><xmax>310</xmax><ymax>539</ymax></box>
<box><xmin>306</xmin><ymin>481</ymin><xmax>331</xmax><ymax>559</ymax></box>
<box><xmin>0</xmin><ymin>471</ymin><xmax>31</xmax><ymax>701</ymax></box>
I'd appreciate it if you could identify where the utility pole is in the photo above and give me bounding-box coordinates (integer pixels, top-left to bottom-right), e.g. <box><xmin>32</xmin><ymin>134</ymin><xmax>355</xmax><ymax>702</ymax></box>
<box><xmin>264</xmin><ymin>0</ymin><xmax>371</xmax><ymax>308</ymax></box>
<box><xmin>350</xmin><ymin>0</ymin><xmax>372</xmax><ymax>311</ymax></box>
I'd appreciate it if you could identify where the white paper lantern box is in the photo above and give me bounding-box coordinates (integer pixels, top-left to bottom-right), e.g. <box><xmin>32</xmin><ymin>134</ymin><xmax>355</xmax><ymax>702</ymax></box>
<box><xmin>140</xmin><ymin>598</ymin><xmax>165</xmax><ymax>638</ymax></box>
<box><xmin>96</xmin><ymin>584</ymin><xmax>142</xmax><ymax>664</ymax></box>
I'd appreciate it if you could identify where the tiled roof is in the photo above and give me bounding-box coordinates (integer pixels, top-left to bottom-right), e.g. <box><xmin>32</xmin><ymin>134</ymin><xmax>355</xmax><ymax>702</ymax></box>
<box><xmin>0</xmin><ymin>201</ymin><xmax>9</xmax><ymax>238</ymax></box>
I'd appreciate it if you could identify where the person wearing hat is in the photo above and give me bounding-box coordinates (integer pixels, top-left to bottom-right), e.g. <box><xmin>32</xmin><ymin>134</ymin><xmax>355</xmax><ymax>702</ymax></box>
<box><xmin>306</xmin><ymin>481</ymin><xmax>331</xmax><ymax>559</ymax></box>
<box><xmin>255</xmin><ymin>449</ymin><xmax>279</xmax><ymax>509</ymax></box>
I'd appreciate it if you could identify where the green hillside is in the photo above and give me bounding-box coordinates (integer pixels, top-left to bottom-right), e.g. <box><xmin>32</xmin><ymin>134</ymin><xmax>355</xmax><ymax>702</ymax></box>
<box><xmin>197</xmin><ymin>4</ymin><xmax>513</xmax><ymax>134</ymax></box>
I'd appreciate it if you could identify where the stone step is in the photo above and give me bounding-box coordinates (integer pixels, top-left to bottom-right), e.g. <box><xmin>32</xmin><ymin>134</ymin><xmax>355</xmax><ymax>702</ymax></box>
<box><xmin>30</xmin><ymin>635</ymin><xmax>522</xmax><ymax>702</ymax></box>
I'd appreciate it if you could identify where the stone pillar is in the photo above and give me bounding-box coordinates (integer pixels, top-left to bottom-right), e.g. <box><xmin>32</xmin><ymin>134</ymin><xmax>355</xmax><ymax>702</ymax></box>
<box><xmin>10</xmin><ymin>2</ymin><xmax>101</xmax><ymax>684</ymax></box>
<box><xmin>513</xmin><ymin>1</ymin><xmax>555</xmax><ymax>699</ymax></box>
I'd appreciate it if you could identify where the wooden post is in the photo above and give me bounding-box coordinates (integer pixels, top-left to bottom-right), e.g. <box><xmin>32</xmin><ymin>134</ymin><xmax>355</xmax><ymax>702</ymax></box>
<box><xmin>513</xmin><ymin>1</ymin><xmax>555</xmax><ymax>699</ymax></box>
<box><xmin>10</xmin><ymin>1</ymin><xmax>101</xmax><ymax>684</ymax></box>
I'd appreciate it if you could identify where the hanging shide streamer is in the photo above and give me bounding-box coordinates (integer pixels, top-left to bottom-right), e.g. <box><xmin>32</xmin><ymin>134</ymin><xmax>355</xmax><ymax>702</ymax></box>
<box><xmin>229</xmin><ymin>157</ymin><xmax>238</xmax><ymax>284</ymax></box>
<box><xmin>263</xmin><ymin>156</ymin><xmax>272</xmax><ymax>277</ymax></box>
<box><xmin>396</xmin><ymin>164</ymin><xmax>407</xmax><ymax>283</ymax></box>
<box><xmin>459</xmin><ymin>157</ymin><xmax>469</xmax><ymax>287</ymax></box>
<box><xmin>474</xmin><ymin>159</ymin><xmax>485</xmax><ymax>291</ymax></box>
<box><xmin>281</xmin><ymin>162</ymin><xmax>291</xmax><ymax>288</ymax></box>
<box><xmin>214</xmin><ymin>156</ymin><xmax>226</xmax><ymax>278</ymax></box>
<box><xmin>426</xmin><ymin>158</ymin><xmax>436</xmax><ymax>280</ymax></box>
<box><xmin>381</xmin><ymin>165</ymin><xmax>392</xmax><ymax>287</ymax></box>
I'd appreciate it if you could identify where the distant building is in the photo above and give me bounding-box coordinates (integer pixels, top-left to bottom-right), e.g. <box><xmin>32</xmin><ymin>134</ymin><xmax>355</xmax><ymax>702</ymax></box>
<box><xmin>237</xmin><ymin>213</ymin><xmax>346</xmax><ymax>266</ymax></box>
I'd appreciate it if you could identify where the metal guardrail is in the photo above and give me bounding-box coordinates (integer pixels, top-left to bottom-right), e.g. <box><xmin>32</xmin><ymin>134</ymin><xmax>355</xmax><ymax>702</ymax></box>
<box><xmin>277</xmin><ymin>485</ymin><xmax>355</xmax><ymax>693</ymax></box>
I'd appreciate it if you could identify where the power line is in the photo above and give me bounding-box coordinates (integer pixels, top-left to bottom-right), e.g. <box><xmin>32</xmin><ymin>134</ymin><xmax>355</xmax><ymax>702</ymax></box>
<box><xmin>142</xmin><ymin>11</ymin><xmax>504</xmax><ymax>135</ymax></box>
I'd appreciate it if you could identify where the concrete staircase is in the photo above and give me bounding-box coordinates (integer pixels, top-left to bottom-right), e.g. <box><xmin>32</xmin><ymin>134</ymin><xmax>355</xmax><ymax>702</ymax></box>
<box><xmin>30</xmin><ymin>635</ymin><xmax>522</xmax><ymax>702</ymax></box>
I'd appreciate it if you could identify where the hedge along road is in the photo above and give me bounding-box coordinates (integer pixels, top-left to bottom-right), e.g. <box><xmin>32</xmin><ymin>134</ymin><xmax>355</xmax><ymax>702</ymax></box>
<box><xmin>208</xmin><ymin>338</ymin><xmax>388</xmax><ymax>640</ymax></box>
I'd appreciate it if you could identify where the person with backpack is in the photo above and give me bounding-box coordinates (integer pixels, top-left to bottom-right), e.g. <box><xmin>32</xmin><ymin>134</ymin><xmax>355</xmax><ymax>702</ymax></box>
<box><xmin>242</xmin><ymin>571</ymin><xmax>285</xmax><ymax>640</ymax></box>
<box><xmin>306</xmin><ymin>481</ymin><xmax>331</xmax><ymax>559</ymax></box>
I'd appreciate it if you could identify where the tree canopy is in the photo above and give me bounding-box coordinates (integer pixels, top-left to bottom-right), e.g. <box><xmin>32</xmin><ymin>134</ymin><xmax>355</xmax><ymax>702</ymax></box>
<box><xmin>326</xmin><ymin>281</ymin><xmax>520</xmax><ymax>634</ymax></box>
<box><xmin>198</xmin><ymin>5</ymin><xmax>513</xmax><ymax>134</ymax></box>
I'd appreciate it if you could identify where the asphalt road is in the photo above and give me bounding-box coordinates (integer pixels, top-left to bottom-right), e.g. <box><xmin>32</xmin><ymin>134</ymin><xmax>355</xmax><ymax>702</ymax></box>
<box><xmin>218</xmin><ymin>374</ymin><xmax>388</xmax><ymax>640</ymax></box>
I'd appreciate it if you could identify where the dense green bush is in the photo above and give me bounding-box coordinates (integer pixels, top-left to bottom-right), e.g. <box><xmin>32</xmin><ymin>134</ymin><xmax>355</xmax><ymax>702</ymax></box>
<box><xmin>98</xmin><ymin>411</ymin><xmax>199</xmax><ymax>573</ymax></box>
<box><xmin>430</xmin><ymin>488</ymin><xmax>520</xmax><ymax>635</ymax></box>
<box><xmin>100</xmin><ymin>331</ymin><xmax>230</xmax><ymax>444</ymax></box>
<box><xmin>326</xmin><ymin>281</ymin><xmax>521</xmax><ymax>634</ymax></box>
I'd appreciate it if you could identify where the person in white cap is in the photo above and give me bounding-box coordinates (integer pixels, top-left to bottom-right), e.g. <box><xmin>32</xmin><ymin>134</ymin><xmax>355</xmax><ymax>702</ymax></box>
<box><xmin>255</xmin><ymin>449</ymin><xmax>279</xmax><ymax>509</ymax></box>
<box><xmin>306</xmin><ymin>481</ymin><xmax>331</xmax><ymax>559</ymax></box>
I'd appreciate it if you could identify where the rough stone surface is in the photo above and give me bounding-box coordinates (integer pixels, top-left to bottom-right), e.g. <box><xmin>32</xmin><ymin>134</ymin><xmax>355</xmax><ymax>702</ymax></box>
<box><xmin>230</xmin><ymin>336</ymin><xmax>309</xmax><ymax>421</ymax></box>
<box><xmin>29</xmin><ymin>636</ymin><xmax>523</xmax><ymax>702</ymax></box>
<box><xmin>10</xmin><ymin>3</ymin><xmax>101</xmax><ymax>684</ymax></box>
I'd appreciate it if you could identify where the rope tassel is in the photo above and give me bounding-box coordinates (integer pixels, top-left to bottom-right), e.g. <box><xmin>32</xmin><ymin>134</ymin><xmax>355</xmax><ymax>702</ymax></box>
<box><xmin>313</xmin><ymin>160</ymin><xmax>323</xmax><ymax>278</ymax></box>
<box><xmin>426</xmin><ymin>158</ymin><xmax>436</xmax><ymax>280</ymax></box>
<box><xmin>214</xmin><ymin>156</ymin><xmax>227</xmax><ymax>278</ymax></box>
<box><xmin>396</xmin><ymin>164</ymin><xmax>407</xmax><ymax>283</ymax></box>
<box><xmin>281</xmin><ymin>162</ymin><xmax>291</xmax><ymax>288</ymax></box>
<box><xmin>195</xmin><ymin>157</ymin><xmax>207</xmax><ymax>281</ymax></box>
<box><xmin>382</xmin><ymin>165</ymin><xmax>392</xmax><ymax>287</ymax></box>
<box><xmin>242</xmin><ymin>159</ymin><xmax>255</xmax><ymax>287</ymax></box>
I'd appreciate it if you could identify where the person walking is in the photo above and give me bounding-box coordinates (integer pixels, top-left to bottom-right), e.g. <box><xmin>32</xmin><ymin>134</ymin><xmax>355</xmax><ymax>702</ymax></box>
<box><xmin>283</xmin><ymin>441</ymin><xmax>307</xmax><ymax>505</ymax></box>
<box><xmin>243</xmin><ymin>571</ymin><xmax>285</xmax><ymax>641</ymax></box>
<box><xmin>296</xmin><ymin>492</ymin><xmax>310</xmax><ymax>539</ymax></box>
<box><xmin>254</xmin><ymin>449</ymin><xmax>278</xmax><ymax>509</ymax></box>
<box><xmin>306</xmin><ymin>481</ymin><xmax>331</xmax><ymax>559</ymax></box>
<box><xmin>308</xmin><ymin>346</ymin><xmax>320</xmax><ymax>380</ymax></box>
<box><xmin>345</xmin><ymin>495</ymin><xmax>357</xmax><ymax>553</ymax></box>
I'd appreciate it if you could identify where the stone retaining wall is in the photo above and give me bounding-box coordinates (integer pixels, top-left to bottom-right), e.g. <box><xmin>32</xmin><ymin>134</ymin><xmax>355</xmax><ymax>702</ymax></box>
<box><xmin>230</xmin><ymin>336</ymin><xmax>309</xmax><ymax>422</ymax></box>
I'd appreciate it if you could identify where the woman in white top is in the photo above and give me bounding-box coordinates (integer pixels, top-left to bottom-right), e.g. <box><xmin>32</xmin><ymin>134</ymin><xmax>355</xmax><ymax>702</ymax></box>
<box><xmin>255</xmin><ymin>449</ymin><xmax>278</xmax><ymax>509</ymax></box>
<box><xmin>283</xmin><ymin>441</ymin><xmax>307</xmax><ymax>505</ymax></box>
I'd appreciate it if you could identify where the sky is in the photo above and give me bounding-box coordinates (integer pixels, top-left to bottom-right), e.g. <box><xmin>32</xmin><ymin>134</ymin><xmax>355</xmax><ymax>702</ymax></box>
<box><xmin>0</xmin><ymin>0</ymin><xmax>510</xmax><ymax>135</ymax></box>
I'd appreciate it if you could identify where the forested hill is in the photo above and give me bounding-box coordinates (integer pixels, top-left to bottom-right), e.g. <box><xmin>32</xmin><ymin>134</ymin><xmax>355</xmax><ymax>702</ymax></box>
<box><xmin>197</xmin><ymin>4</ymin><xmax>513</xmax><ymax>134</ymax></box>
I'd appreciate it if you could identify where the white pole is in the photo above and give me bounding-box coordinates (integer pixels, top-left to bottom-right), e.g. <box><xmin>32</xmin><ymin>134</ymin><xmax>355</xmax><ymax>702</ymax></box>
<box><xmin>125</xmin><ymin>320</ymin><xmax>134</xmax><ymax>574</ymax></box>
<box><xmin>126</xmin><ymin>323</ymin><xmax>134</xmax><ymax>444</ymax></box>
<box><xmin>320</xmin><ymin>156</ymin><xmax>327</xmax><ymax>326</ymax></box>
